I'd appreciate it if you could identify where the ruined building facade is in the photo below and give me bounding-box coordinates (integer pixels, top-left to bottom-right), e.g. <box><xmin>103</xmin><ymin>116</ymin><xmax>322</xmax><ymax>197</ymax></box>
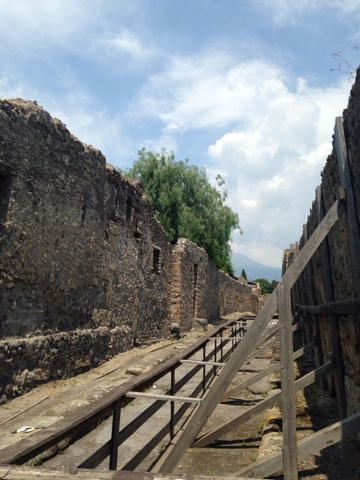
<box><xmin>0</xmin><ymin>99</ymin><xmax>262</xmax><ymax>402</ymax></box>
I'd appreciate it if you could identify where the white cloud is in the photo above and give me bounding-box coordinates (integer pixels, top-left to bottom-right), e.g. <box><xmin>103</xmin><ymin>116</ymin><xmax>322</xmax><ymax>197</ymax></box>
<box><xmin>0</xmin><ymin>0</ymin><xmax>152</xmax><ymax>68</ymax></box>
<box><xmin>131</xmin><ymin>47</ymin><xmax>352</xmax><ymax>266</ymax></box>
<box><xmin>103</xmin><ymin>30</ymin><xmax>152</xmax><ymax>58</ymax></box>
<box><xmin>138</xmin><ymin>56</ymin><xmax>286</xmax><ymax>130</ymax></box>
<box><xmin>48</xmin><ymin>99</ymin><xmax>132</xmax><ymax>169</ymax></box>
<box><xmin>241</xmin><ymin>199</ymin><xmax>258</xmax><ymax>208</ymax></box>
<box><xmin>0</xmin><ymin>0</ymin><xmax>99</xmax><ymax>50</ymax></box>
<box><xmin>254</xmin><ymin>0</ymin><xmax>360</xmax><ymax>25</ymax></box>
<box><xmin>0</xmin><ymin>1</ymin><xmax>356</xmax><ymax>269</ymax></box>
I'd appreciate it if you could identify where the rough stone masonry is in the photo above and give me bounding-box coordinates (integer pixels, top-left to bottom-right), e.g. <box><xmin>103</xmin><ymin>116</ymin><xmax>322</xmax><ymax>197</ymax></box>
<box><xmin>0</xmin><ymin>99</ymin><xmax>262</xmax><ymax>403</ymax></box>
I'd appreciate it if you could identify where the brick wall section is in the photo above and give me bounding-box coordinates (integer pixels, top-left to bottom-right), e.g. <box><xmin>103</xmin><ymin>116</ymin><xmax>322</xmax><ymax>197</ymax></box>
<box><xmin>284</xmin><ymin>70</ymin><xmax>360</xmax><ymax>416</ymax></box>
<box><xmin>171</xmin><ymin>239</ymin><xmax>263</xmax><ymax>331</ymax></box>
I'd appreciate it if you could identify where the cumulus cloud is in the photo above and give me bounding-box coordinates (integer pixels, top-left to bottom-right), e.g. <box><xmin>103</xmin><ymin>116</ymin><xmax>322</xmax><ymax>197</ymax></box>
<box><xmin>0</xmin><ymin>0</ymin><xmax>152</xmax><ymax>68</ymax></box>
<box><xmin>206</xmin><ymin>75</ymin><xmax>350</xmax><ymax>265</ymax></box>
<box><xmin>138</xmin><ymin>56</ymin><xmax>287</xmax><ymax>130</ymax></box>
<box><xmin>0</xmin><ymin>1</ymin><xmax>356</xmax><ymax>268</ymax></box>
<box><xmin>135</xmin><ymin>49</ymin><xmax>351</xmax><ymax>266</ymax></box>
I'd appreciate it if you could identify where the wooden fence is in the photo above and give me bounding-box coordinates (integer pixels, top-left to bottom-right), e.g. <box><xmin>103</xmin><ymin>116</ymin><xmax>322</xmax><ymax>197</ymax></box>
<box><xmin>152</xmin><ymin>116</ymin><xmax>360</xmax><ymax>479</ymax></box>
<box><xmin>1</xmin><ymin>116</ymin><xmax>360</xmax><ymax>479</ymax></box>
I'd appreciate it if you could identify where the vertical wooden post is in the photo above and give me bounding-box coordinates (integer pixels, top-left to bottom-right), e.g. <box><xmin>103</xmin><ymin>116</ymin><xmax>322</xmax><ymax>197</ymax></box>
<box><xmin>170</xmin><ymin>367</ymin><xmax>175</xmax><ymax>439</ymax></box>
<box><xmin>156</xmin><ymin>198</ymin><xmax>343</xmax><ymax>474</ymax></box>
<box><xmin>303</xmin><ymin>223</ymin><xmax>326</xmax><ymax>387</ymax></box>
<box><xmin>220</xmin><ymin>329</ymin><xmax>224</xmax><ymax>360</ymax></box>
<box><xmin>316</xmin><ymin>187</ymin><xmax>347</xmax><ymax>418</ymax></box>
<box><xmin>335</xmin><ymin>117</ymin><xmax>360</xmax><ymax>297</ymax></box>
<box><xmin>278</xmin><ymin>278</ymin><xmax>298</xmax><ymax>480</ymax></box>
<box><xmin>202</xmin><ymin>344</ymin><xmax>206</xmax><ymax>393</ymax></box>
<box><xmin>109</xmin><ymin>399</ymin><xmax>122</xmax><ymax>470</ymax></box>
<box><xmin>214</xmin><ymin>337</ymin><xmax>218</xmax><ymax>379</ymax></box>
<box><xmin>295</xmin><ymin>273</ymin><xmax>308</xmax><ymax>349</ymax></box>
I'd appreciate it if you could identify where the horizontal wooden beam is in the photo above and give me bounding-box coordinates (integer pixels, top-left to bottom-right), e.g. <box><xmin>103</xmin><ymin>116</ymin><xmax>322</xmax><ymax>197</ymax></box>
<box><xmin>206</xmin><ymin>336</ymin><xmax>244</xmax><ymax>340</ymax></box>
<box><xmin>0</xmin><ymin>318</ymin><xmax>239</xmax><ymax>466</ymax></box>
<box><xmin>0</xmin><ymin>465</ymin><xmax>272</xmax><ymax>480</ymax></box>
<box><xmin>220</xmin><ymin>341</ymin><xmax>316</xmax><ymax>403</ymax></box>
<box><xmin>148</xmin><ymin>198</ymin><xmax>345</xmax><ymax>473</ymax></box>
<box><xmin>296</xmin><ymin>298</ymin><xmax>360</xmax><ymax>315</ymax></box>
<box><xmin>180</xmin><ymin>359</ymin><xmax>226</xmax><ymax>367</ymax></box>
<box><xmin>193</xmin><ymin>361</ymin><xmax>333</xmax><ymax>447</ymax></box>
<box><xmin>236</xmin><ymin>410</ymin><xmax>360</xmax><ymax>478</ymax></box>
<box><xmin>126</xmin><ymin>392</ymin><xmax>201</xmax><ymax>403</ymax></box>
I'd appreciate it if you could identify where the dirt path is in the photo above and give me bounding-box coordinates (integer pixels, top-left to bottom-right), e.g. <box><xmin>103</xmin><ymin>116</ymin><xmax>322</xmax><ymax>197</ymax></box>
<box><xmin>1</xmin><ymin>329</ymin><xmax>359</xmax><ymax>479</ymax></box>
<box><xmin>0</xmin><ymin>333</ymin><xmax>204</xmax><ymax>451</ymax></box>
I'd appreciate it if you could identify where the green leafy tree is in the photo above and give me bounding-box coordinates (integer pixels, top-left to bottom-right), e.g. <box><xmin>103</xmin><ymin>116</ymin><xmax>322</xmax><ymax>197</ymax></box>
<box><xmin>255</xmin><ymin>278</ymin><xmax>279</xmax><ymax>295</ymax></box>
<box><xmin>123</xmin><ymin>148</ymin><xmax>242</xmax><ymax>274</ymax></box>
<box><xmin>241</xmin><ymin>268</ymin><xmax>247</xmax><ymax>280</ymax></box>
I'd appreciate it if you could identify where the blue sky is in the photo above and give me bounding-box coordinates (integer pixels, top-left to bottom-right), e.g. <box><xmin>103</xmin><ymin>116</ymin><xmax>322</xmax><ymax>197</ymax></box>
<box><xmin>1</xmin><ymin>1</ymin><xmax>360</xmax><ymax>268</ymax></box>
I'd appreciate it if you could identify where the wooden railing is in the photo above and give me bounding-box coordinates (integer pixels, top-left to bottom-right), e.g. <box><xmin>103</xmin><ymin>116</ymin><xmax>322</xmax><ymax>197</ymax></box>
<box><xmin>1</xmin><ymin>118</ymin><xmax>360</xmax><ymax>480</ymax></box>
<box><xmin>0</xmin><ymin>318</ymin><xmax>248</xmax><ymax>471</ymax></box>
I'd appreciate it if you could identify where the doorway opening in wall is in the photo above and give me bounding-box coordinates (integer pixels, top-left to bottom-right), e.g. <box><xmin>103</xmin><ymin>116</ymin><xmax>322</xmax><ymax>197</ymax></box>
<box><xmin>193</xmin><ymin>263</ymin><xmax>198</xmax><ymax>318</ymax></box>
<box><xmin>126</xmin><ymin>196</ymin><xmax>133</xmax><ymax>223</ymax></box>
<box><xmin>0</xmin><ymin>173</ymin><xmax>13</xmax><ymax>228</ymax></box>
<box><xmin>153</xmin><ymin>246</ymin><xmax>161</xmax><ymax>273</ymax></box>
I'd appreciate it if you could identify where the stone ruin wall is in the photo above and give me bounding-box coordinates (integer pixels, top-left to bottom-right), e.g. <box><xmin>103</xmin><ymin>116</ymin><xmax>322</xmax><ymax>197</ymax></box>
<box><xmin>170</xmin><ymin>239</ymin><xmax>263</xmax><ymax>331</ymax></box>
<box><xmin>283</xmin><ymin>70</ymin><xmax>360</xmax><ymax>416</ymax></box>
<box><xmin>220</xmin><ymin>276</ymin><xmax>263</xmax><ymax>317</ymax></box>
<box><xmin>0</xmin><ymin>99</ymin><xmax>262</xmax><ymax>403</ymax></box>
<box><xmin>0</xmin><ymin>99</ymin><xmax>171</xmax><ymax>402</ymax></box>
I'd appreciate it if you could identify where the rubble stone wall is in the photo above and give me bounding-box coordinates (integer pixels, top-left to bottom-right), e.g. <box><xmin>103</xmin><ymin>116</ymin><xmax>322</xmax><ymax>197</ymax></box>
<box><xmin>170</xmin><ymin>239</ymin><xmax>263</xmax><ymax>331</ymax></box>
<box><xmin>283</xmin><ymin>70</ymin><xmax>360</xmax><ymax>416</ymax></box>
<box><xmin>0</xmin><ymin>99</ymin><xmax>170</xmax><ymax>402</ymax></box>
<box><xmin>0</xmin><ymin>99</ymin><xmax>262</xmax><ymax>403</ymax></box>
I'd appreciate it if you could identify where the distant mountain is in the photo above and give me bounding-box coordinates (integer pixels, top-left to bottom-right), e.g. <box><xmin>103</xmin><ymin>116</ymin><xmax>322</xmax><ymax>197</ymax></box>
<box><xmin>232</xmin><ymin>252</ymin><xmax>282</xmax><ymax>282</ymax></box>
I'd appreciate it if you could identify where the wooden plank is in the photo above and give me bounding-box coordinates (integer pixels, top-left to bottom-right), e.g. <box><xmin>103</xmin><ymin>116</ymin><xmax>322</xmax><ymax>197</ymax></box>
<box><xmin>0</xmin><ymin>465</ymin><xmax>270</xmax><ymax>480</ymax></box>
<box><xmin>243</xmin><ymin>320</ymin><xmax>302</xmax><ymax>371</ymax></box>
<box><xmin>247</xmin><ymin>337</ymin><xmax>278</xmax><ymax>361</ymax></box>
<box><xmin>170</xmin><ymin>367</ymin><xmax>175</xmax><ymax>439</ymax></box>
<box><xmin>284</xmin><ymin>198</ymin><xmax>345</xmax><ymax>288</ymax></box>
<box><xmin>180</xmin><ymin>359</ymin><xmax>226</xmax><ymax>367</ymax></box>
<box><xmin>128</xmin><ymin>367</ymin><xmax>219</xmax><ymax>472</ymax></box>
<box><xmin>220</xmin><ymin>342</ymin><xmax>315</xmax><ymax>403</ymax></box>
<box><xmin>335</xmin><ymin>116</ymin><xmax>360</xmax><ymax>296</ymax></box>
<box><xmin>236</xmin><ymin>410</ymin><xmax>360</xmax><ymax>479</ymax></box>
<box><xmin>316</xmin><ymin>187</ymin><xmax>347</xmax><ymax>419</ymax></box>
<box><xmin>206</xmin><ymin>336</ymin><xmax>243</xmax><ymax>340</ymax></box>
<box><xmin>156</xmin><ymin>198</ymin><xmax>344</xmax><ymax>473</ymax></box>
<box><xmin>303</xmin><ymin>223</ymin><xmax>326</xmax><ymax>388</ymax></box>
<box><xmin>80</xmin><ymin>349</ymin><xmax>226</xmax><ymax>469</ymax></box>
<box><xmin>125</xmin><ymin>392</ymin><xmax>201</xmax><ymax>403</ymax></box>
<box><xmin>109</xmin><ymin>399</ymin><xmax>121</xmax><ymax>470</ymax></box>
<box><xmin>297</xmin><ymin>273</ymin><xmax>313</xmax><ymax>358</ymax></box>
<box><xmin>296</xmin><ymin>298</ymin><xmax>360</xmax><ymax>315</ymax></box>
<box><xmin>193</xmin><ymin>362</ymin><xmax>333</xmax><ymax>447</ymax></box>
<box><xmin>0</xmin><ymin>318</ymin><xmax>237</xmax><ymax>466</ymax></box>
<box><xmin>278</xmin><ymin>278</ymin><xmax>298</xmax><ymax>479</ymax></box>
